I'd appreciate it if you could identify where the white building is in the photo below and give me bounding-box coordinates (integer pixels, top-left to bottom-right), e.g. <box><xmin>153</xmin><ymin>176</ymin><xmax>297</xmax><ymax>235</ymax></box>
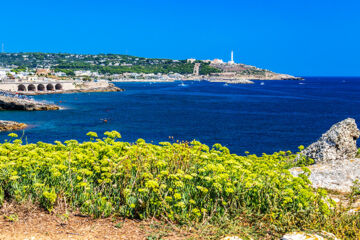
<box><xmin>0</xmin><ymin>70</ymin><xmax>7</xmax><ymax>79</ymax></box>
<box><xmin>74</xmin><ymin>70</ymin><xmax>92</xmax><ymax>77</ymax></box>
<box><xmin>211</xmin><ymin>58</ymin><xmax>224</xmax><ymax>64</ymax></box>
<box><xmin>0</xmin><ymin>68</ymin><xmax>11</xmax><ymax>80</ymax></box>
<box><xmin>54</xmin><ymin>72</ymin><xmax>66</xmax><ymax>77</ymax></box>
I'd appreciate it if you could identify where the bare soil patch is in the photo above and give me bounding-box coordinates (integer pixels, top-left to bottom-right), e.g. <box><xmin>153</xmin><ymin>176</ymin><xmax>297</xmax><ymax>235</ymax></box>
<box><xmin>0</xmin><ymin>202</ymin><xmax>193</xmax><ymax>240</ymax></box>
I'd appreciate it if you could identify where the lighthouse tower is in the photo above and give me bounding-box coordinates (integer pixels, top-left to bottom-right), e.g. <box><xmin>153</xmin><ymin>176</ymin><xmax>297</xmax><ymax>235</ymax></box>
<box><xmin>228</xmin><ymin>50</ymin><xmax>235</xmax><ymax>65</ymax></box>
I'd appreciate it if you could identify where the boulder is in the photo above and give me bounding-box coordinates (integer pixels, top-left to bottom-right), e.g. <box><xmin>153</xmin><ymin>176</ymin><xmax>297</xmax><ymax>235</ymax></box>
<box><xmin>281</xmin><ymin>231</ymin><xmax>340</xmax><ymax>240</ymax></box>
<box><xmin>300</xmin><ymin>118</ymin><xmax>359</xmax><ymax>164</ymax></box>
<box><xmin>291</xmin><ymin>118</ymin><xmax>360</xmax><ymax>193</ymax></box>
<box><xmin>290</xmin><ymin>158</ymin><xmax>360</xmax><ymax>193</ymax></box>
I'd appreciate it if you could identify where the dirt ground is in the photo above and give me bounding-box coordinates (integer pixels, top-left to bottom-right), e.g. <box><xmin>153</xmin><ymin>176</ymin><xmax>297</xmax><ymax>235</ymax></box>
<box><xmin>0</xmin><ymin>202</ymin><xmax>194</xmax><ymax>240</ymax></box>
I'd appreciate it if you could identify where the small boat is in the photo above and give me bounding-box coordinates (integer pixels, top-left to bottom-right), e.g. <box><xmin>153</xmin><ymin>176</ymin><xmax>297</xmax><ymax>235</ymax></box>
<box><xmin>260</xmin><ymin>82</ymin><xmax>265</xmax><ymax>85</ymax></box>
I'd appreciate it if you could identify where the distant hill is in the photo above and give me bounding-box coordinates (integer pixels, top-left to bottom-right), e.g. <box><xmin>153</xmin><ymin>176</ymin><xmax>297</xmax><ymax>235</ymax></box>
<box><xmin>0</xmin><ymin>52</ymin><xmax>298</xmax><ymax>79</ymax></box>
<box><xmin>0</xmin><ymin>52</ymin><xmax>220</xmax><ymax>75</ymax></box>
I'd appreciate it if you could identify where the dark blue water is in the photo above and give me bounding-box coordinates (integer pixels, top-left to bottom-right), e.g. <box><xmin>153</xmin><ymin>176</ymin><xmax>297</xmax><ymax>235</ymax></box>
<box><xmin>0</xmin><ymin>77</ymin><xmax>359</xmax><ymax>155</ymax></box>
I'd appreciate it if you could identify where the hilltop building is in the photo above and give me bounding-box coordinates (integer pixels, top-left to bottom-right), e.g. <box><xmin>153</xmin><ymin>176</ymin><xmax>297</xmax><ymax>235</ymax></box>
<box><xmin>209</xmin><ymin>51</ymin><xmax>236</xmax><ymax>65</ymax></box>
<box><xmin>187</xmin><ymin>58</ymin><xmax>196</xmax><ymax>63</ymax></box>
<box><xmin>211</xmin><ymin>58</ymin><xmax>224</xmax><ymax>64</ymax></box>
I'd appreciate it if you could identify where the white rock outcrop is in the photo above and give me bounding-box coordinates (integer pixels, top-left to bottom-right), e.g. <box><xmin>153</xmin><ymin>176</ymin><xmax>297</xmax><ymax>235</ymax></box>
<box><xmin>221</xmin><ymin>237</ymin><xmax>245</xmax><ymax>240</ymax></box>
<box><xmin>290</xmin><ymin>158</ymin><xmax>360</xmax><ymax>193</ymax></box>
<box><xmin>291</xmin><ymin>118</ymin><xmax>360</xmax><ymax>193</ymax></box>
<box><xmin>300</xmin><ymin>118</ymin><xmax>359</xmax><ymax>164</ymax></box>
<box><xmin>281</xmin><ymin>231</ymin><xmax>340</xmax><ymax>240</ymax></box>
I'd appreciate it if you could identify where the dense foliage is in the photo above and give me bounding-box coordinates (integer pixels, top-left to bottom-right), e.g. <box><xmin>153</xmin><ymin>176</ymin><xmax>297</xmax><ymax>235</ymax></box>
<box><xmin>0</xmin><ymin>132</ymin><xmax>358</xmax><ymax>239</ymax></box>
<box><xmin>0</xmin><ymin>132</ymin><xmax>327</xmax><ymax>217</ymax></box>
<box><xmin>53</xmin><ymin>61</ymin><xmax>220</xmax><ymax>75</ymax></box>
<box><xmin>0</xmin><ymin>52</ymin><xmax>221</xmax><ymax>75</ymax></box>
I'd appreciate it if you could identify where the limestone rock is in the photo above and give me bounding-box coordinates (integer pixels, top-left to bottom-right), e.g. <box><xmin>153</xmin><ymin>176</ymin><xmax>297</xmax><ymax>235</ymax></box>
<box><xmin>300</xmin><ymin>118</ymin><xmax>359</xmax><ymax>164</ymax></box>
<box><xmin>0</xmin><ymin>95</ymin><xmax>60</xmax><ymax>111</ymax></box>
<box><xmin>0</xmin><ymin>120</ymin><xmax>27</xmax><ymax>132</ymax></box>
<box><xmin>221</xmin><ymin>237</ymin><xmax>245</xmax><ymax>240</ymax></box>
<box><xmin>281</xmin><ymin>231</ymin><xmax>340</xmax><ymax>240</ymax></box>
<box><xmin>291</xmin><ymin>118</ymin><xmax>360</xmax><ymax>193</ymax></box>
<box><xmin>290</xmin><ymin>158</ymin><xmax>360</xmax><ymax>193</ymax></box>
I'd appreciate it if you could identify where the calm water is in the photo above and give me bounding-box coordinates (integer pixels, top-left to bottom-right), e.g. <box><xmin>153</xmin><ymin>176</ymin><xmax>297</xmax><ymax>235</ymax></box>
<box><xmin>0</xmin><ymin>77</ymin><xmax>359</xmax><ymax>155</ymax></box>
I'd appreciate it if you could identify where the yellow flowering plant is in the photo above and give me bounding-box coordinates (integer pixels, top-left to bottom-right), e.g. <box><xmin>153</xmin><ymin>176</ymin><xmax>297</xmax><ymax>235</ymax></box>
<box><xmin>0</xmin><ymin>131</ymin><xmax>335</xmax><ymax>228</ymax></box>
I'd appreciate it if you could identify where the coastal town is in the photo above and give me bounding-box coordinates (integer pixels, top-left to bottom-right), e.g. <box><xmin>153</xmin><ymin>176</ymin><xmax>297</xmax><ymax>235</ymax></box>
<box><xmin>0</xmin><ymin>51</ymin><xmax>302</xmax><ymax>94</ymax></box>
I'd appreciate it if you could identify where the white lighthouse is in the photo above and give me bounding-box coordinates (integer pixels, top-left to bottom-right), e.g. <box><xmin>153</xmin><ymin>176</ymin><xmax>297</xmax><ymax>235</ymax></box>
<box><xmin>228</xmin><ymin>50</ymin><xmax>235</xmax><ymax>65</ymax></box>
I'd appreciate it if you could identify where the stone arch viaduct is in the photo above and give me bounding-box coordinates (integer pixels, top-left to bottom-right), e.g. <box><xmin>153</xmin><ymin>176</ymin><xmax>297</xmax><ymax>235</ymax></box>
<box><xmin>0</xmin><ymin>81</ymin><xmax>75</xmax><ymax>93</ymax></box>
<box><xmin>17</xmin><ymin>82</ymin><xmax>63</xmax><ymax>92</ymax></box>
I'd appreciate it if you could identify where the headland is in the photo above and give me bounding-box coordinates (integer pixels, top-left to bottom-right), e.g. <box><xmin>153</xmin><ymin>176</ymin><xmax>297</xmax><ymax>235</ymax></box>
<box><xmin>0</xmin><ymin>52</ymin><xmax>302</xmax><ymax>88</ymax></box>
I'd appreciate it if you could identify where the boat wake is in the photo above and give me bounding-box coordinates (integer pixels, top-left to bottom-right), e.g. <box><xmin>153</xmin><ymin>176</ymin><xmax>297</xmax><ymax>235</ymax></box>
<box><xmin>178</xmin><ymin>82</ymin><xmax>188</xmax><ymax>87</ymax></box>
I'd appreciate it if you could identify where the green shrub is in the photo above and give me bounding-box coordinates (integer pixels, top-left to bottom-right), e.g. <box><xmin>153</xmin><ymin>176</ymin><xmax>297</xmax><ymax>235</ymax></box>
<box><xmin>40</xmin><ymin>187</ymin><xmax>57</xmax><ymax>212</ymax></box>
<box><xmin>0</xmin><ymin>131</ymin><xmax>348</xmax><ymax>237</ymax></box>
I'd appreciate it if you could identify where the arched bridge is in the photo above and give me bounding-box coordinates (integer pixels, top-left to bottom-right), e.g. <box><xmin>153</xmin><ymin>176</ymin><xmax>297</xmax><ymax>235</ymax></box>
<box><xmin>17</xmin><ymin>83</ymin><xmax>63</xmax><ymax>92</ymax></box>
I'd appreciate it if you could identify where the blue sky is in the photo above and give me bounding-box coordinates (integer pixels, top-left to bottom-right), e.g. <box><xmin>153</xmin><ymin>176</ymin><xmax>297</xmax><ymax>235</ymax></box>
<box><xmin>0</xmin><ymin>0</ymin><xmax>359</xmax><ymax>76</ymax></box>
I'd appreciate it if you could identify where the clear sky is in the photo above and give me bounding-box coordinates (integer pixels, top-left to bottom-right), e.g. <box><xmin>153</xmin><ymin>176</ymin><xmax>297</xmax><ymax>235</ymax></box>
<box><xmin>1</xmin><ymin>0</ymin><xmax>359</xmax><ymax>76</ymax></box>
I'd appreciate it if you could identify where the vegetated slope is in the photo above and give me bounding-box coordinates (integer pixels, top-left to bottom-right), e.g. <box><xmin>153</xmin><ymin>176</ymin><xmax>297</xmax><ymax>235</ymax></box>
<box><xmin>0</xmin><ymin>52</ymin><xmax>284</xmax><ymax>77</ymax></box>
<box><xmin>0</xmin><ymin>52</ymin><xmax>220</xmax><ymax>75</ymax></box>
<box><xmin>0</xmin><ymin>131</ymin><xmax>359</xmax><ymax>239</ymax></box>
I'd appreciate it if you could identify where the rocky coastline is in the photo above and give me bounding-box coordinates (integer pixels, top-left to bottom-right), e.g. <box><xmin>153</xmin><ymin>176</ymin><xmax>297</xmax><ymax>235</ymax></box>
<box><xmin>0</xmin><ymin>120</ymin><xmax>27</xmax><ymax>132</ymax></box>
<box><xmin>249</xmin><ymin>76</ymin><xmax>304</xmax><ymax>81</ymax></box>
<box><xmin>0</xmin><ymin>95</ymin><xmax>60</xmax><ymax>111</ymax></box>
<box><xmin>19</xmin><ymin>85</ymin><xmax>124</xmax><ymax>96</ymax></box>
<box><xmin>212</xmin><ymin>75</ymin><xmax>303</xmax><ymax>82</ymax></box>
<box><xmin>207</xmin><ymin>78</ymin><xmax>254</xmax><ymax>84</ymax></box>
<box><xmin>112</xmin><ymin>75</ymin><xmax>302</xmax><ymax>84</ymax></box>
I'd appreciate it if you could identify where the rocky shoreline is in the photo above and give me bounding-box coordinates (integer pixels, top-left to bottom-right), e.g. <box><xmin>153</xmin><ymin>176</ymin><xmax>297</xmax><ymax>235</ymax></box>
<box><xmin>112</xmin><ymin>76</ymin><xmax>302</xmax><ymax>84</ymax></box>
<box><xmin>0</xmin><ymin>95</ymin><xmax>60</xmax><ymax>111</ymax></box>
<box><xmin>248</xmin><ymin>74</ymin><xmax>304</xmax><ymax>81</ymax></box>
<box><xmin>207</xmin><ymin>78</ymin><xmax>254</xmax><ymax>84</ymax></box>
<box><xmin>0</xmin><ymin>120</ymin><xmax>27</xmax><ymax>132</ymax></box>
<box><xmin>19</xmin><ymin>85</ymin><xmax>124</xmax><ymax>96</ymax></box>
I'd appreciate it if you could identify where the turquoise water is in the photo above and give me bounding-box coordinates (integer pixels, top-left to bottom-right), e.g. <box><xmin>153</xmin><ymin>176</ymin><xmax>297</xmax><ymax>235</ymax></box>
<box><xmin>1</xmin><ymin>77</ymin><xmax>359</xmax><ymax>155</ymax></box>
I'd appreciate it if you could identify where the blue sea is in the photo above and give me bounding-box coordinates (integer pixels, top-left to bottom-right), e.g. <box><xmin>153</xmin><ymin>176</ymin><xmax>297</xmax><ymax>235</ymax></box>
<box><xmin>1</xmin><ymin>77</ymin><xmax>359</xmax><ymax>155</ymax></box>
